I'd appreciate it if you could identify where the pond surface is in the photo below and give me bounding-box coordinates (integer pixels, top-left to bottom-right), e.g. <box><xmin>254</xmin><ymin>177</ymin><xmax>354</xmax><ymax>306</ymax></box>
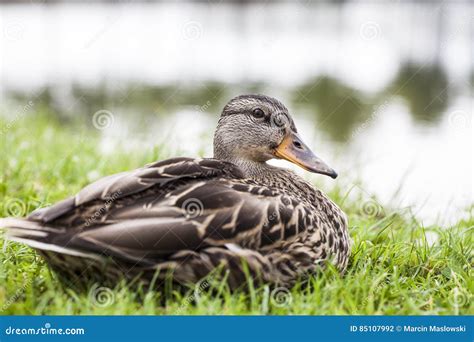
<box><xmin>1</xmin><ymin>1</ymin><xmax>472</xmax><ymax>225</ymax></box>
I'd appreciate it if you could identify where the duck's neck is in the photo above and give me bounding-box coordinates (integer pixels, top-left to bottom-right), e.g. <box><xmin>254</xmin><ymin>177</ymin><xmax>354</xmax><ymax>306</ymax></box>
<box><xmin>226</xmin><ymin>158</ymin><xmax>276</xmax><ymax>179</ymax></box>
<box><xmin>214</xmin><ymin>146</ymin><xmax>297</xmax><ymax>185</ymax></box>
<box><xmin>217</xmin><ymin>154</ymin><xmax>297</xmax><ymax>187</ymax></box>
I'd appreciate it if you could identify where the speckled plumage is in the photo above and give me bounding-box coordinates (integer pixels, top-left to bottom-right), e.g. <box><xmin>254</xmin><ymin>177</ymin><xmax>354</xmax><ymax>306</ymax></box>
<box><xmin>0</xmin><ymin>95</ymin><xmax>350</xmax><ymax>290</ymax></box>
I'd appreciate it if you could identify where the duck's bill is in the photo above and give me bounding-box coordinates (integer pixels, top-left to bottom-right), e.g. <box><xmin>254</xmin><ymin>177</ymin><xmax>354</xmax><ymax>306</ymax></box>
<box><xmin>273</xmin><ymin>132</ymin><xmax>338</xmax><ymax>179</ymax></box>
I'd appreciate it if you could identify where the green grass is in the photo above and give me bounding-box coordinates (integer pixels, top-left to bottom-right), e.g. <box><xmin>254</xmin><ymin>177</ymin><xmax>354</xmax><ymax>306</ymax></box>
<box><xmin>0</xmin><ymin>114</ymin><xmax>472</xmax><ymax>315</ymax></box>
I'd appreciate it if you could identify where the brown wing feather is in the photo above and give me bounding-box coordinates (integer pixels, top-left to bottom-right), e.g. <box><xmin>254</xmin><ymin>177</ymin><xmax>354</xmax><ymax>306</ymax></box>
<box><xmin>28</xmin><ymin>158</ymin><xmax>243</xmax><ymax>223</ymax></box>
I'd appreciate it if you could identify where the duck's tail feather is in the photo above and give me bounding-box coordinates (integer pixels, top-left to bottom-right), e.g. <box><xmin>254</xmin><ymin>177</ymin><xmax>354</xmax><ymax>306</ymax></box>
<box><xmin>0</xmin><ymin>217</ymin><xmax>113</xmax><ymax>289</ymax></box>
<box><xmin>0</xmin><ymin>217</ymin><xmax>102</xmax><ymax>260</ymax></box>
<box><xmin>0</xmin><ymin>217</ymin><xmax>49</xmax><ymax>235</ymax></box>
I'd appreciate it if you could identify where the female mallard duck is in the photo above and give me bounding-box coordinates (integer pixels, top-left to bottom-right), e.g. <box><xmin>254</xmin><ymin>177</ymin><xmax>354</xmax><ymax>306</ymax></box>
<box><xmin>1</xmin><ymin>95</ymin><xmax>350</xmax><ymax>289</ymax></box>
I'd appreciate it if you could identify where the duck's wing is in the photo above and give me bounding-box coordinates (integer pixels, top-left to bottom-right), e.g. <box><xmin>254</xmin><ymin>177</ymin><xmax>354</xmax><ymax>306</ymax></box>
<box><xmin>2</xmin><ymin>157</ymin><xmax>310</xmax><ymax>266</ymax></box>
<box><xmin>28</xmin><ymin>157</ymin><xmax>243</xmax><ymax>223</ymax></box>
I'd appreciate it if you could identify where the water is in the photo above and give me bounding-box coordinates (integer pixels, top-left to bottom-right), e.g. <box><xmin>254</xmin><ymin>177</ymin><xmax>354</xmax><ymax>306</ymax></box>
<box><xmin>0</xmin><ymin>1</ymin><xmax>472</xmax><ymax>225</ymax></box>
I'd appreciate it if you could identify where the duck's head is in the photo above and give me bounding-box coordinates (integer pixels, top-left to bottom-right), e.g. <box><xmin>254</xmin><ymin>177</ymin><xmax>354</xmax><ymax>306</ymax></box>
<box><xmin>213</xmin><ymin>94</ymin><xmax>337</xmax><ymax>179</ymax></box>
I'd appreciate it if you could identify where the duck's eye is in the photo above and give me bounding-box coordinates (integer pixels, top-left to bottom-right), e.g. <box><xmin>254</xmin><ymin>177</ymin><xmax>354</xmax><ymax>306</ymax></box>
<box><xmin>252</xmin><ymin>108</ymin><xmax>265</xmax><ymax>118</ymax></box>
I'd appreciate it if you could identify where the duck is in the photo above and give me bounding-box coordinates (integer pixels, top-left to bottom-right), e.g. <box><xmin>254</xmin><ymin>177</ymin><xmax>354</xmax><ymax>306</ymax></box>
<box><xmin>0</xmin><ymin>94</ymin><xmax>350</xmax><ymax>290</ymax></box>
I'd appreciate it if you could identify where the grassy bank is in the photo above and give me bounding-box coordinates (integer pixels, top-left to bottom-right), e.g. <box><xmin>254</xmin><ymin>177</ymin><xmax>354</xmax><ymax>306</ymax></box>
<box><xmin>0</xmin><ymin>115</ymin><xmax>472</xmax><ymax>315</ymax></box>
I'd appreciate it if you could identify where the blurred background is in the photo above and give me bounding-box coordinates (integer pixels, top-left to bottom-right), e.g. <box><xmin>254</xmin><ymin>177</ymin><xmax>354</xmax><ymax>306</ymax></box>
<box><xmin>0</xmin><ymin>0</ymin><xmax>472</xmax><ymax>226</ymax></box>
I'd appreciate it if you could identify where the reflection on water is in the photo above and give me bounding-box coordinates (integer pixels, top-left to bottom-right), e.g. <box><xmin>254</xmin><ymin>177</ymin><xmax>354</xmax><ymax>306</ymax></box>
<box><xmin>292</xmin><ymin>76</ymin><xmax>369</xmax><ymax>142</ymax></box>
<box><xmin>389</xmin><ymin>62</ymin><xmax>449</xmax><ymax>124</ymax></box>
<box><xmin>0</xmin><ymin>1</ymin><xmax>472</xmax><ymax>225</ymax></box>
